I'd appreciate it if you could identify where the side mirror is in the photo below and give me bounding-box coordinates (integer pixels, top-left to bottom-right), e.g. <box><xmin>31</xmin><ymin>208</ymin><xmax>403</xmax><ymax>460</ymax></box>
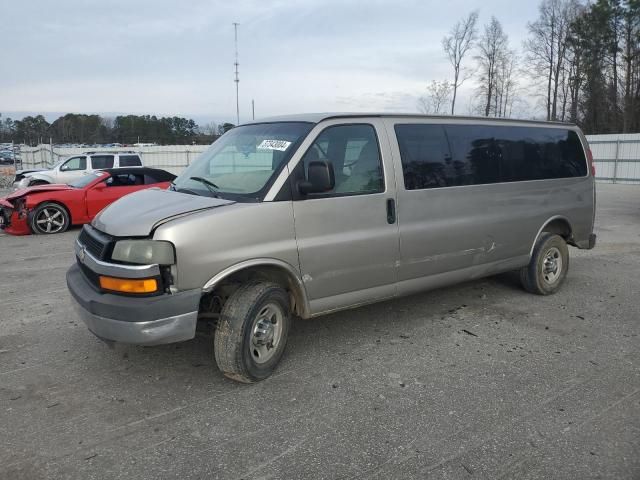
<box><xmin>60</xmin><ymin>165</ymin><xmax>68</xmax><ymax>171</ymax></box>
<box><xmin>298</xmin><ymin>160</ymin><xmax>335</xmax><ymax>195</ymax></box>
<box><xmin>93</xmin><ymin>181</ymin><xmax>107</xmax><ymax>190</ymax></box>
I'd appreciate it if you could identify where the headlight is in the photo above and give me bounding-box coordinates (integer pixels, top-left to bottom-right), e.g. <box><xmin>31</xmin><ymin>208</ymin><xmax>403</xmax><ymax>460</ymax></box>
<box><xmin>111</xmin><ymin>240</ymin><xmax>175</xmax><ymax>265</ymax></box>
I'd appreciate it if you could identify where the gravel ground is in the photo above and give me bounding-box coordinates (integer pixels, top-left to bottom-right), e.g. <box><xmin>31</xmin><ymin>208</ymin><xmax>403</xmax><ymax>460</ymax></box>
<box><xmin>0</xmin><ymin>184</ymin><xmax>638</xmax><ymax>480</ymax></box>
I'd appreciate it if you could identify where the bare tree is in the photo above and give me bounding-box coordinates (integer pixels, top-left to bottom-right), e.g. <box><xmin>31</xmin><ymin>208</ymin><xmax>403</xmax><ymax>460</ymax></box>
<box><xmin>442</xmin><ymin>11</ymin><xmax>479</xmax><ymax>115</ymax></box>
<box><xmin>495</xmin><ymin>51</ymin><xmax>519</xmax><ymax>117</ymax></box>
<box><xmin>524</xmin><ymin>0</ymin><xmax>581</xmax><ymax>121</ymax></box>
<box><xmin>199</xmin><ymin>121</ymin><xmax>219</xmax><ymax>136</ymax></box>
<box><xmin>101</xmin><ymin>116</ymin><xmax>115</xmax><ymax>131</ymax></box>
<box><xmin>476</xmin><ymin>17</ymin><xmax>509</xmax><ymax>117</ymax></box>
<box><xmin>417</xmin><ymin>80</ymin><xmax>453</xmax><ymax>114</ymax></box>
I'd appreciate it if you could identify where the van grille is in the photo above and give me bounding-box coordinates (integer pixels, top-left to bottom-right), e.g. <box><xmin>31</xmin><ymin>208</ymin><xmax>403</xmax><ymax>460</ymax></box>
<box><xmin>78</xmin><ymin>260</ymin><xmax>101</xmax><ymax>290</ymax></box>
<box><xmin>78</xmin><ymin>225</ymin><xmax>113</xmax><ymax>260</ymax></box>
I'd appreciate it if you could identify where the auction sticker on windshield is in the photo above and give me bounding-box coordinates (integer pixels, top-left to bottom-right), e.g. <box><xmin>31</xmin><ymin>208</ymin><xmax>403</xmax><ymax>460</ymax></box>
<box><xmin>257</xmin><ymin>140</ymin><xmax>292</xmax><ymax>151</ymax></box>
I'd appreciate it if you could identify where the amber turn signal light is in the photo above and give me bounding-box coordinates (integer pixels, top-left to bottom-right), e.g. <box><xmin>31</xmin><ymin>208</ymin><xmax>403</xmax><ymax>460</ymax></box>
<box><xmin>99</xmin><ymin>276</ymin><xmax>158</xmax><ymax>294</ymax></box>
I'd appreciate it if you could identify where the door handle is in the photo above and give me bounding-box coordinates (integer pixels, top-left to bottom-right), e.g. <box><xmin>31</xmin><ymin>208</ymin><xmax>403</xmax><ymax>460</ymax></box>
<box><xmin>386</xmin><ymin>198</ymin><xmax>396</xmax><ymax>224</ymax></box>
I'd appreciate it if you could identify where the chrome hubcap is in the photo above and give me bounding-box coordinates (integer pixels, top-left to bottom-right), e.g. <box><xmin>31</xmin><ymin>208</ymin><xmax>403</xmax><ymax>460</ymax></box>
<box><xmin>542</xmin><ymin>247</ymin><xmax>562</xmax><ymax>284</ymax></box>
<box><xmin>36</xmin><ymin>208</ymin><xmax>64</xmax><ymax>233</ymax></box>
<box><xmin>251</xmin><ymin>303</ymin><xmax>283</xmax><ymax>364</ymax></box>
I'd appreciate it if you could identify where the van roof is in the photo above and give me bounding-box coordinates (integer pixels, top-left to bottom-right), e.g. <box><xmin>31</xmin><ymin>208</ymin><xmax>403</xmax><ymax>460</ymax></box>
<box><xmin>244</xmin><ymin>112</ymin><xmax>576</xmax><ymax>128</ymax></box>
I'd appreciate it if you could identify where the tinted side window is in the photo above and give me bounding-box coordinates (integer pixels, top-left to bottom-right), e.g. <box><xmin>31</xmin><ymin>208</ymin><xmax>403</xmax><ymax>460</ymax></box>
<box><xmin>91</xmin><ymin>155</ymin><xmax>114</xmax><ymax>169</ymax></box>
<box><xmin>444</xmin><ymin>125</ymin><xmax>502</xmax><ymax>186</ymax></box>
<box><xmin>395</xmin><ymin>124</ymin><xmax>588</xmax><ymax>190</ymax></box>
<box><xmin>563</xmin><ymin>130</ymin><xmax>588</xmax><ymax>177</ymax></box>
<box><xmin>394</xmin><ymin>125</ymin><xmax>453</xmax><ymax>189</ymax></box>
<box><xmin>496</xmin><ymin>127</ymin><xmax>587</xmax><ymax>181</ymax></box>
<box><xmin>106</xmin><ymin>173</ymin><xmax>143</xmax><ymax>186</ymax></box>
<box><xmin>300</xmin><ymin>124</ymin><xmax>384</xmax><ymax>196</ymax></box>
<box><xmin>118</xmin><ymin>155</ymin><xmax>142</xmax><ymax>167</ymax></box>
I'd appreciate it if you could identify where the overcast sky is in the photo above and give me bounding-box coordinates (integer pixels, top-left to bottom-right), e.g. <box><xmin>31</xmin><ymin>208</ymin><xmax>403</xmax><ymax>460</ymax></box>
<box><xmin>1</xmin><ymin>0</ymin><xmax>542</xmax><ymax>124</ymax></box>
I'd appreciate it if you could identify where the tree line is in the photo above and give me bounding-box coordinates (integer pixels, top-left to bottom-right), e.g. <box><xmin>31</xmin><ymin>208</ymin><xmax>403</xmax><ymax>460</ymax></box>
<box><xmin>0</xmin><ymin>113</ymin><xmax>236</xmax><ymax>146</ymax></box>
<box><xmin>420</xmin><ymin>0</ymin><xmax>640</xmax><ymax>134</ymax></box>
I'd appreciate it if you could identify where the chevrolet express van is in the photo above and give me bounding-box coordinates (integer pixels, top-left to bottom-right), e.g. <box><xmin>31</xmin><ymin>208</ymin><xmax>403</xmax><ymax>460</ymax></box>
<box><xmin>67</xmin><ymin>114</ymin><xmax>596</xmax><ymax>383</ymax></box>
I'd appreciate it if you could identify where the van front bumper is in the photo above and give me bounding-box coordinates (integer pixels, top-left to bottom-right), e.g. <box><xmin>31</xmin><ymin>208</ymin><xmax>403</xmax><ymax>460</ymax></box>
<box><xmin>66</xmin><ymin>263</ymin><xmax>201</xmax><ymax>345</ymax></box>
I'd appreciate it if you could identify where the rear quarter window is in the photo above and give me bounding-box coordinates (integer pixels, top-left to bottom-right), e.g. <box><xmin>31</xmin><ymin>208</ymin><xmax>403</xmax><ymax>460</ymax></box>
<box><xmin>90</xmin><ymin>155</ymin><xmax>115</xmax><ymax>169</ymax></box>
<box><xmin>144</xmin><ymin>174</ymin><xmax>164</xmax><ymax>185</ymax></box>
<box><xmin>118</xmin><ymin>155</ymin><xmax>142</xmax><ymax>167</ymax></box>
<box><xmin>492</xmin><ymin>127</ymin><xmax>587</xmax><ymax>181</ymax></box>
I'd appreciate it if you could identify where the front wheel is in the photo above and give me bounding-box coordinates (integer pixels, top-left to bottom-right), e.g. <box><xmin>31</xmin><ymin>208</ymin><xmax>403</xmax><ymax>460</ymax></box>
<box><xmin>520</xmin><ymin>233</ymin><xmax>569</xmax><ymax>295</ymax></box>
<box><xmin>214</xmin><ymin>282</ymin><xmax>291</xmax><ymax>383</ymax></box>
<box><xmin>30</xmin><ymin>202</ymin><xmax>70</xmax><ymax>234</ymax></box>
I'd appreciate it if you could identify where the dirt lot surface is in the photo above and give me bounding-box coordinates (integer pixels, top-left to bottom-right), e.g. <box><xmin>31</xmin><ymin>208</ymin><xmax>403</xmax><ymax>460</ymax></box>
<box><xmin>1</xmin><ymin>184</ymin><xmax>638</xmax><ymax>480</ymax></box>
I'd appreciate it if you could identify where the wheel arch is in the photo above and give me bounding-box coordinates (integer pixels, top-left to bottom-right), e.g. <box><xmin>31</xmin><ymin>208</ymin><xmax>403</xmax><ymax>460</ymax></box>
<box><xmin>529</xmin><ymin>215</ymin><xmax>574</xmax><ymax>257</ymax></box>
<box><xmin>202</xmin><ymin>259</ymin><xmax>310</xmax><ymax>318</ymax></box>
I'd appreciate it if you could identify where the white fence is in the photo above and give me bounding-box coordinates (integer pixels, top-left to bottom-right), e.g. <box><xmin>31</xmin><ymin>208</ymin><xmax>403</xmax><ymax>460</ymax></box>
<box><xmin>8</xmin><ymin>134</ymin><xmax>640</xmax><ymax>184</ymax></box>
<box><xmin>17</xmin><ymin>145</ymin><xmax>210</xmax><ymax>177</ymax></box>
<box><xmin>586</xmin><ymin>133</ymin><xmax>640</xmax><ymax>184</ymax></box>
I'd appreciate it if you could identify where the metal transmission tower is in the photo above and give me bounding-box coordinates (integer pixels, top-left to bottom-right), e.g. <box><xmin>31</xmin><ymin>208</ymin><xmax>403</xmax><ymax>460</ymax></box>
<box><xmin>233</xmin><ymin>22</ymin><xmax>240</xmax><ymax>126</ymax></box>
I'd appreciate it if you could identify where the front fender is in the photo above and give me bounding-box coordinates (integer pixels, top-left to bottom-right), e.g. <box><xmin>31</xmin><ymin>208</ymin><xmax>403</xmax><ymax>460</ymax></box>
<box><xmin>202</xmin><ymin>258</ymin><xmax>311</xmax><ymax>318</ymax></box>
<box><xmin>25</xmin><ymin>173</ymin><xmax>55</xmax><ymax>184</ymax></box>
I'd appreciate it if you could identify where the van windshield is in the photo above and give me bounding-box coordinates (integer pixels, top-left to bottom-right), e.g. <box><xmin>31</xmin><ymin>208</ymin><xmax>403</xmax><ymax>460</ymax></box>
<box><xmin>172</xmin><ymin>122</ymin><xmax>313</xmax><ymax>201</ymax></box>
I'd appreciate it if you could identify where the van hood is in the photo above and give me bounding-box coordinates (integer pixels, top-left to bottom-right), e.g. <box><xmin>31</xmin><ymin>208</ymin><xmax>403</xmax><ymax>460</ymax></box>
<box><xmin>92</xmin><ymin>188</ymin><xmax>235</xmax><ymax>237</ymax></box>
<box><xmin>15</xmin><ymin>168</ymin><xmax>47</xmax><ymax>176</ymax></box>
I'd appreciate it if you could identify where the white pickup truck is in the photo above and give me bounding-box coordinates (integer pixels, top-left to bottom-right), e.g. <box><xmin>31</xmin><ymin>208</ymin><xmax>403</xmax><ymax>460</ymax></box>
<box><xmin>14</xmin><ymin>151</ymin><xmax>142</xmax><ymax>189</ymax></box>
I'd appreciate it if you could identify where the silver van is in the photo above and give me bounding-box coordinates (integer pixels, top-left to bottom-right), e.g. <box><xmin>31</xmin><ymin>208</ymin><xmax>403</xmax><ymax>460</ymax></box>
<box><xmin>67</xmin><ymin>114</ymin><xmax>596</xmax><ymax>382</ymax></box>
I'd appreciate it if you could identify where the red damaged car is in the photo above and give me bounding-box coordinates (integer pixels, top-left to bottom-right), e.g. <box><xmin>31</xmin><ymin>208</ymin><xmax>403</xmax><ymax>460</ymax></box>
<box><xmin>0</xmin><ymin>168</ymin><xmax>176</xmax><ymax>235</ymax></box>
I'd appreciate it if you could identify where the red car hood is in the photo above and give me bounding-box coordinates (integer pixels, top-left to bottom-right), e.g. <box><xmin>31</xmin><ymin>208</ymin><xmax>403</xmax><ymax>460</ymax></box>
<box><xmin>2</xmin><ymin>184</ymin><xmax>73</xmax><ymax>203</ymax></box>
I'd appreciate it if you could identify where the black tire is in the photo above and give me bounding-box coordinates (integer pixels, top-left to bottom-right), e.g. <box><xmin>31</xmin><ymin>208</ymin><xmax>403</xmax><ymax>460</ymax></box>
<box><xmin>214</xmin><ymin>282</ymin><xmax>291</xmax><ymax>383</ymax></box>
<box><xmin>29</xmin><ymin>180</ymin><xmax>49</xmax><ymax>186</ymax></box>
<box><xmin>29</xmin><ymin>202</ymin><xmax>70</xmax><ymax>234</ymax></box>
<box><xmin>520</xmin><ymin>233</ymin><xmax>569</xmax><ymax>295</ymax></box>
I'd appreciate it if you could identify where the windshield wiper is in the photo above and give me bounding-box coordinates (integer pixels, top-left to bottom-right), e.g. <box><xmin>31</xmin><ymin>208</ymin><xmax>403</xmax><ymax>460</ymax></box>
<box><xmin>171</xmin><ymin>183</ymin><xmax>202</xmax><ymax>196</ymax></box>
<box><xmin>170</xmin><ymin>182</ymin><xmax>202</xmax><ymax>196</ymax></box>
<box><xmin>189</xmin><ymin>176</ymin><xmax>221</xmax><ymax>197</ymax></box>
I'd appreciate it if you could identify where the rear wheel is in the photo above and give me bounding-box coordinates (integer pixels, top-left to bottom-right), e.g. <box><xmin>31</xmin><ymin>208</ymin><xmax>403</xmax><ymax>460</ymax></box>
<box><xmin>29</xmin><ymin>180</ymin><xmax>49</xmax><ymax>186</ymax></box>
<box><xmin>520</xmin><ymin>233</ymin><xmax>569</xmax><ymax>295</ymax></box>
<box><xmin>30</xmin><ymin>202</ymin><xmax>70</xmax><ymax>234</ymax></box>
<box><xmin>214</xmin><ymin>282</ymin><xmax>291</xmax><ymax>383</ymax></box>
